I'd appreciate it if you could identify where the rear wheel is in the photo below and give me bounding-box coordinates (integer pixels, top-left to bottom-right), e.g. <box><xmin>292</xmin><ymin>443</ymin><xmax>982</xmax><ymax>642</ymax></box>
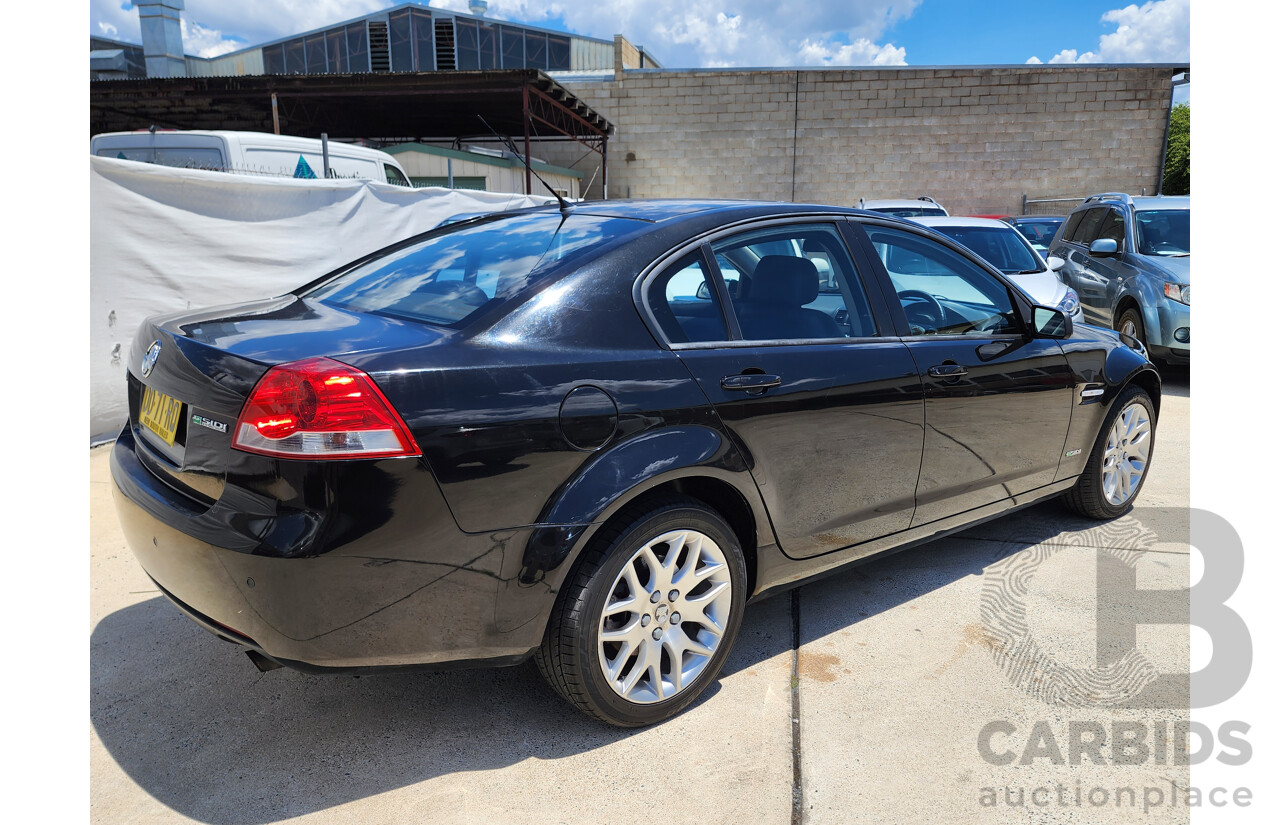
<box><xmin>1063</xmin><ymin>385</ymin><xmax>1156</xmax><ymax>519</ymax></box>
<box><xmin>535</xmin><ymin>497</ymin><xmax>747</xmax><ymax>727</ymax></box>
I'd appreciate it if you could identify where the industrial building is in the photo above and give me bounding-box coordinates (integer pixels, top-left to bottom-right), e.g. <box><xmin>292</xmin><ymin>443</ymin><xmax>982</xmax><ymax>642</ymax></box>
<box><xmin>90</xmin><ymin>1</ymin><xmax>658</xmax><ymax>80</ymax></box>
<box><xmin>89</xmin><ymin>1</ymin><xmax>1186</xmax><ymax>214</ymax></box>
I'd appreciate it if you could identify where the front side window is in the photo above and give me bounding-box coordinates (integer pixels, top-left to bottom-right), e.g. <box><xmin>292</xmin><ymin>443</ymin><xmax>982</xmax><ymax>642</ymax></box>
<box><xmin>866</xmin><ymin>225</ymin><xmax>1021</xmax><ymax>336</ymax></box>
<box><xmin>383</xmin><ymin>164</ymin><xmax>410</xmax><ymax>187</ymax></box>
<box><xmin>710</xmin><ymin>223</ymin><xmax>877</xmax><ymax>341</ymax></box>
<box><xmin>306</xmin><ymin>212</ymin><xmax>648</xmax><ymax>327</ymax></box>
<box><xmin>1096</xmin><ymin>208</ymin><xmax>1126</xmax><ymax>249</ymax></box>
<box><xmin>1069</xmin><ymin>207</ymin><xmax>1108</xmax><ymax>244</ymax></box>
<box><xmin>648</xmin><ymin>252</ymin><xmax>730</xmax><ymax>344</ymax></box>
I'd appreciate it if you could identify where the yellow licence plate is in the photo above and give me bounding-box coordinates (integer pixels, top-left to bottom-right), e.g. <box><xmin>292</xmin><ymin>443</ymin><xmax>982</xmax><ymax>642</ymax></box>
<box><xmin>139</xmin><ymin>386</ymin><xmax>183</xmax><ymax>446</ymax></box>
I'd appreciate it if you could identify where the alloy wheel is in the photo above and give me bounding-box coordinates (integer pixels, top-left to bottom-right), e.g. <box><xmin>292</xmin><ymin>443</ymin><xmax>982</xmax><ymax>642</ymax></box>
<box><xmin>596</xmin><ymin>529</ymin><xmax>733</xmax><ymax>704</ymax></box>
<box><xmin>1101</xmin><ymin>401</ymin><xmax>1152</xmax><ymax>505</ymax></box>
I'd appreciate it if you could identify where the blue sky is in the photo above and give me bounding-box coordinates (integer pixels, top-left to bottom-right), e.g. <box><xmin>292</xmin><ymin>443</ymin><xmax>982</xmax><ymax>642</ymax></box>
<box><xmin>90</xmin><ymin>0</ymin><xmax>1190</xmax><ymax>99</ymax></box>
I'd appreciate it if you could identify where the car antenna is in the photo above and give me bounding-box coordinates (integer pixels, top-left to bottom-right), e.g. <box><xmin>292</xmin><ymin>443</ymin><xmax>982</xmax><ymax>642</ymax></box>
<box><xmin>477</xmin><ymin>116</ymin><xmax>573</xmax><ymax>217</ymax></box>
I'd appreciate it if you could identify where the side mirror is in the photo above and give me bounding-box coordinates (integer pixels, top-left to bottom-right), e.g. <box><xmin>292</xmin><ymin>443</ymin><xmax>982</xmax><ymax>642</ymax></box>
<box><xmin>1088</xmin><ymin>238</ymin><xmax>1119</xmax><ymax>258</ymax></box>
<box><xmin>1046</xmin><ymin>255</ymin><xmax>1066</xmax><ymax>272</ymax></box>
<box><xmin>695</xmin><ymin>282</ymin><xmax>711</xmax><ymax>300</ymax></box>
<box><xmin>1030</xmin><ymin>305</ymin><xmax>1072</xmax><ymax>339</ymax></box>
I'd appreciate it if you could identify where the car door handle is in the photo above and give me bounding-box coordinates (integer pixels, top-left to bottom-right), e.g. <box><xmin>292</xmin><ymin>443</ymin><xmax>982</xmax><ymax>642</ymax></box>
<box><xmin>721</xmin><ymin>374</ymin><xmax>782</xmax><ymax>392</ymax></box>
<box><xmin>927</xmin><ymin>364</ymin><xmax>968</xmax><ymax>378</ymax></box>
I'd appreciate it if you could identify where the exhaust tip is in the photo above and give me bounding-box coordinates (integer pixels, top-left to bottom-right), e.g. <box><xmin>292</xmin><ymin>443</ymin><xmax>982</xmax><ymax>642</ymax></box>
<box><xmin>246</xmin><ymin>650</ymin><xmax>283</xmax><ymax>672</ymax></box>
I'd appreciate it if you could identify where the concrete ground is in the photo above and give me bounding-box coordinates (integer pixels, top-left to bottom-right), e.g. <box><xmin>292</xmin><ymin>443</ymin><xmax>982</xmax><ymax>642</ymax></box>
<box><xmin>91</xmin><ymin>370</ymin><xmax>1190</xmax><ymax>824</ymax></box>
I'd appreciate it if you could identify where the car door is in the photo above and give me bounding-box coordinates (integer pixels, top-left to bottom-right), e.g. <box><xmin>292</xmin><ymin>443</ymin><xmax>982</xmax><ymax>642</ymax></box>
<box><xmin>1055</xmin><ymin>207</ymin><xmax>1113</xmax><ymax>326</ymax></box>
<box><xmin>1073</xmin><ymin>207</ymin><xmax>1130</xmax><ymax>322</ymax></box>
<box><xmin>851</xmin><ymin>221</ymin><xmax>1076</xmax><ymax>527</ymax></box>
<box><xmin>642</xmin><ymin>219</ymin><xmax>925</xmax><ymax>559</ymax></box>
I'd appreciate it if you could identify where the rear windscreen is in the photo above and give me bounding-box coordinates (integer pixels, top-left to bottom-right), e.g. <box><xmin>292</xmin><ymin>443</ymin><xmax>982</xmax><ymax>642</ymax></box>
<box><xmin>304</xmin><ymin>211</ymin><xmax>649</xmax><ymax>326</ymax></box>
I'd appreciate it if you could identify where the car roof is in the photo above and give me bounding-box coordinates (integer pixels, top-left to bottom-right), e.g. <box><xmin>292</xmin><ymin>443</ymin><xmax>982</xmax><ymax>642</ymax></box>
<box><xmin>1074</xmin><ymin>193</ymin><xmax>1190</xmax><ymax>213</ymax></box>
<box><xmin>913</xmin><ymin>216</ymin><xmax>1011</xmax><ymax>229</ymax></box>
<box><xmin>860</xmin><ymin>198</ymin><xmax>944</xmax><ymax>208</ymax></box>
<box><xmin>528</xmin><ymin>198</ymin><xmax>873</xmax><ymax>224</ymax></box>
<box><xmin>1131</xmin><ymin>196</ymin><xmax>1190</xmax><ymax>210</ymax></box>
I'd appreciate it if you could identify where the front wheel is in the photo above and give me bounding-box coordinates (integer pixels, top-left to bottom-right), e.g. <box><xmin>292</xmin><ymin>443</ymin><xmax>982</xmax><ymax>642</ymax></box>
<box><xmin>1062</xmin><ymin>385</ymin><xmax>1156</xmax><ymax>519</ymax></box>
<box><xmin>535</xmin><ymin>497</ymin><xmax>747</xmax><ymax>727</ymax></box>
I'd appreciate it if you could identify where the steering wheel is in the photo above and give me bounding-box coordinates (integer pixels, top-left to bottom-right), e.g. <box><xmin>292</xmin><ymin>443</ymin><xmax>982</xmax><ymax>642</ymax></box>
<box><xmin>897</xmin><ymin>289</ymin><xmax>945</xmax><ymax>333</ymax></box>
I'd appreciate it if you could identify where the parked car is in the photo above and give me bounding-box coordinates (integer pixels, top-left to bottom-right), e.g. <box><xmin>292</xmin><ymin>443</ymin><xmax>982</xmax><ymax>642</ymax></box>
<box><xmin>1046</xmin><ymin>193</ymin><xmax>1189</xmax><ymax>365</ymax></box>
<box><xmin>914</xmin><ymin>216</ymin><xmax>1081</xmax><ymax>323</ymax></box>
<box><xmin>111</xmin><ymin>200</ymin><xmax>1159</xmax><ymax>727</ymax></box>
<box><xmin>1002</xmin><ymin>216</ymin><xmax>1066</xmax><ymax>255</ymax></box>
<box><xmin>91</xmin><ymin>130</ymin><xmax>413</xmax><ymax>186</ymax></box>
<box><xmin>856</xmin><ymin>196</ymin><xmax>948</xmax><ymax>218</ymax></box>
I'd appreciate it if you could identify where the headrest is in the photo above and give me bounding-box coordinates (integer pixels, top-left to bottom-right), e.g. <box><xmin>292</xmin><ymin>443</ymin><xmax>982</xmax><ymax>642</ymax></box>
<box><xmin>749</xmin><ymin>256</ymin><xmax>820</xmax><ymax>306</ymax></box>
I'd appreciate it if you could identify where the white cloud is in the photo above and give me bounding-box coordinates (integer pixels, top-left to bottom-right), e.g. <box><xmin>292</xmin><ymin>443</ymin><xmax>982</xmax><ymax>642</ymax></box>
<box><xmin>90</xmin><ymin>0</ymin><xmax>918</xmax><ymax>68</ymax></box>
<box><xmin>798</xmin><ymin>38</ymin><xmax>907</xmax><ymax>67</ymax></box>
<box><xmin>180</xmin><ymin>20</ymin><xmax>243</xmax><ymax>58</ymax></box>
<box><xmin>97</xmin><ymin>21</ymin><xmax>119</xmax><ymax>39</ymax></box>
<box><xmin>1028</xmin><ymin>0</ymin><xmax>1189</xmax><ymax>65</ymax></box>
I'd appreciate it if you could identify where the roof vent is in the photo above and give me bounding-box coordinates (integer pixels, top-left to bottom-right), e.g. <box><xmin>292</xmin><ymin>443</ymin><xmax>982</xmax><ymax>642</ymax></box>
<box><xmin>135</xmin><ymin>0</ymin><xmax>187</xmax><ymax>77</ymax></box>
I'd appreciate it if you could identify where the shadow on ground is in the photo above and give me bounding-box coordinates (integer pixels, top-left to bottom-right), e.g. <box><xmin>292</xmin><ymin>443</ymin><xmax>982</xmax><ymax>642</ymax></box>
<box><xmin>92</xmin><ymin>498</ymin><xmax>1179</xmax><ymax>823</ymax></box>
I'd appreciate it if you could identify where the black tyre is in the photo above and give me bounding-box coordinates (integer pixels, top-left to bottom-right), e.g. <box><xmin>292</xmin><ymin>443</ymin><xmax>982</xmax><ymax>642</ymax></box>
<box><xmin>1116</xmin><ymin>307</ymin><xmax>1146</xmax><ymax>349</ymax></box>
<box><xmin>1062</xmin><ymin>385</ymin><xmax>1157</xmax><ymax>520</ymax></box>
<box><xmin>535</xmin><ymin>496</ymin><xmax>748</xmax><ymax>727</ymax></box>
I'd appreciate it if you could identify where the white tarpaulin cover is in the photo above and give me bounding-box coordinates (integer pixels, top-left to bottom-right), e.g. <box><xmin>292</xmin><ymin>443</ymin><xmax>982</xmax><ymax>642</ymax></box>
<box><xmin>90</xmin><ymin>155</ymin><xmax>552</xmax><ymax>437</ymax></box>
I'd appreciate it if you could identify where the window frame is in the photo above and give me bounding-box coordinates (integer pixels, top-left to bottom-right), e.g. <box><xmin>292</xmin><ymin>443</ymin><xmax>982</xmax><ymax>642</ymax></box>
<box><xmin>634</xmin><ymin>215</ymin><xmax>896</xmax><ymax>351</ymax></box>
<box><xmin>846</xmin><ymin>218</ymin><xmax>1035</xmax><ymax>341</ymax></box>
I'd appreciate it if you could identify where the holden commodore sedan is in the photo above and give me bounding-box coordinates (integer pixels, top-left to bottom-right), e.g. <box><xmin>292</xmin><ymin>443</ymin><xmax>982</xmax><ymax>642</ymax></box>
<box><xmin>111</xmin><ymin>200</ymin><xmax>1159</xmax><ymax>727</ymax></box>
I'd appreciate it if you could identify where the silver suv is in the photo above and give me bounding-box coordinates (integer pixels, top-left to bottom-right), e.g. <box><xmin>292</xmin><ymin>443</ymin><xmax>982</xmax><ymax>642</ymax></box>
<box><xmin>1047</xmin><ymin>193</ymin><xmax>1189</xmax><ymax>366</ymax></box>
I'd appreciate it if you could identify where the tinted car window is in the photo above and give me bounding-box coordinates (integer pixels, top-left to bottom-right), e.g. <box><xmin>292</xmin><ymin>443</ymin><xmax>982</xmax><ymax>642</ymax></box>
<box><xmin>711</xmin><ymin>223</ymin><xmax>877</xmax><ymax>340</ymax></box>
<box><xmin>649</xmin><ymin>252</ymin><xmax>730</xmax><ymax>344</ymax></box>
<box><xmin>1061</xmin><ymin>210</ymin><xmax>1086</xmax><ymax>242</ymax></box>
<box><xmin>1069</xmin><ymin>207</ymin><xmax>1108</xmax><ymax>244</ymax></box>
<box><xmin>1096</xmin><ymin>209</ymin><xmax>1126</xmax><ymax>248</ymax></box>
<box><xmin>306</xmin><ymin>212</ymin><xmax>648</xmax><ymax>327</ymax></box>
<box><xmin>866</xmin><ymin>225</ymin><xmax>1021</xmax><ymax>336</ymax></box>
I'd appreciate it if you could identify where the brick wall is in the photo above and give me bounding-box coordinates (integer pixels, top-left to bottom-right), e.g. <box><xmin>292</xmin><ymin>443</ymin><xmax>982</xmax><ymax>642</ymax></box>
<box><xmin>537</xmin><ymin>65</ymin><xmax>1179</xmax><ymax>216</ymax></box>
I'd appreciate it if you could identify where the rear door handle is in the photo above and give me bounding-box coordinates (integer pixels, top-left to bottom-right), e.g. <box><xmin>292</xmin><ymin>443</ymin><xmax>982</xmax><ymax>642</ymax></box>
<box><xmin>927</xmin><ymin>364</ymin><xmax>968</xmax><ymax>378</ymax></box>
<box><xmin>721</xmin><ymin>374</ymin><xmax>782</xmax><ymax>392</ymax></box>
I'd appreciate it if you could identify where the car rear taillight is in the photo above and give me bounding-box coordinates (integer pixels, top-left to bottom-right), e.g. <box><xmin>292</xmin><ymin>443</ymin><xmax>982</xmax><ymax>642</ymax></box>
<box><xmin>232</xmin><ymin>357</ymin><xmax>420</xmax><ymax>460</ymax></box>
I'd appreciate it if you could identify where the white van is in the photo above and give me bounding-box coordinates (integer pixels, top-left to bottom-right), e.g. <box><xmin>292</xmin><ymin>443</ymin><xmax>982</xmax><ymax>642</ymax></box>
<box><xmin>90</xmin><ymin>130</ymin><xmax>413</xmax><ymax>186</ymax></box>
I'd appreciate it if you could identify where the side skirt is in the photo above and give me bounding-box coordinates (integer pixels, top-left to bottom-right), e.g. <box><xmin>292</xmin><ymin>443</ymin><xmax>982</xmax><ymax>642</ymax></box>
<box><xmin>749</xmin><ymin>477</ymin><xmax>1078</xmax><ymax>602</ymax></box>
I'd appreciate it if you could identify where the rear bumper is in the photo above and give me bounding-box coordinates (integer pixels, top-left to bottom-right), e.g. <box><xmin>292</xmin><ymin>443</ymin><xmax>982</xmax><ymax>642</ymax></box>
<box><xmin>110</xmin><ymin>427</ymin><xmax>547</xmax><ymax>670</ymax></box>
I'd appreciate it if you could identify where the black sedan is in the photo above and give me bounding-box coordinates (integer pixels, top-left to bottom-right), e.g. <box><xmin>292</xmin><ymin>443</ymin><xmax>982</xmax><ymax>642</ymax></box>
<box><xmin>111</xmin><ymin>200</ymin><xmax>1159</xmax><ymax>726</ymax></box>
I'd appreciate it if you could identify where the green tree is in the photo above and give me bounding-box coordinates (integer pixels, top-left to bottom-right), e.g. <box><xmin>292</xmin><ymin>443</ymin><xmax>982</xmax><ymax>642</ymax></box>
<box><xmin>1162</xmin><ymin>103</ymin><xmax>1189</xmax><ymax>195</ymax></box>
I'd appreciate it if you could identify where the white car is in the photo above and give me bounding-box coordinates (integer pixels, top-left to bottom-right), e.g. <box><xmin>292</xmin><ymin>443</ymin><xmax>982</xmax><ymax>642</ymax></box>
<box><xmin>857</xmin><ymin>196</ymin><xmax>948</xmax><ymax>218</ymax></box>
<box><xmin>913</xmin><ymin>216</ymin><xmax>1082</xmax><ymax>321</ymax></box>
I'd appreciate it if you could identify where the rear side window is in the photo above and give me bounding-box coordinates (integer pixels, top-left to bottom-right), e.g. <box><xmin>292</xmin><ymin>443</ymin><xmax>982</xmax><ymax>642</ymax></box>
<box><xmin>306</xmin><ymin>212</ymin><xmax>648</xmax><ymax>327</ymax></box>
<box><xmin>711</xmin><ymin>223</ymin><xmax>877</xmax><ymax>341</ymax></box>
<box><xmin>1061</xmin><ymin>210</ymin><xmax>1086</xmax><ymax>242</ymax></box>
<box><xmin>648</xmin><ymin>251</ymin><xmax>730</xmax><ymax>344</ymax></box>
